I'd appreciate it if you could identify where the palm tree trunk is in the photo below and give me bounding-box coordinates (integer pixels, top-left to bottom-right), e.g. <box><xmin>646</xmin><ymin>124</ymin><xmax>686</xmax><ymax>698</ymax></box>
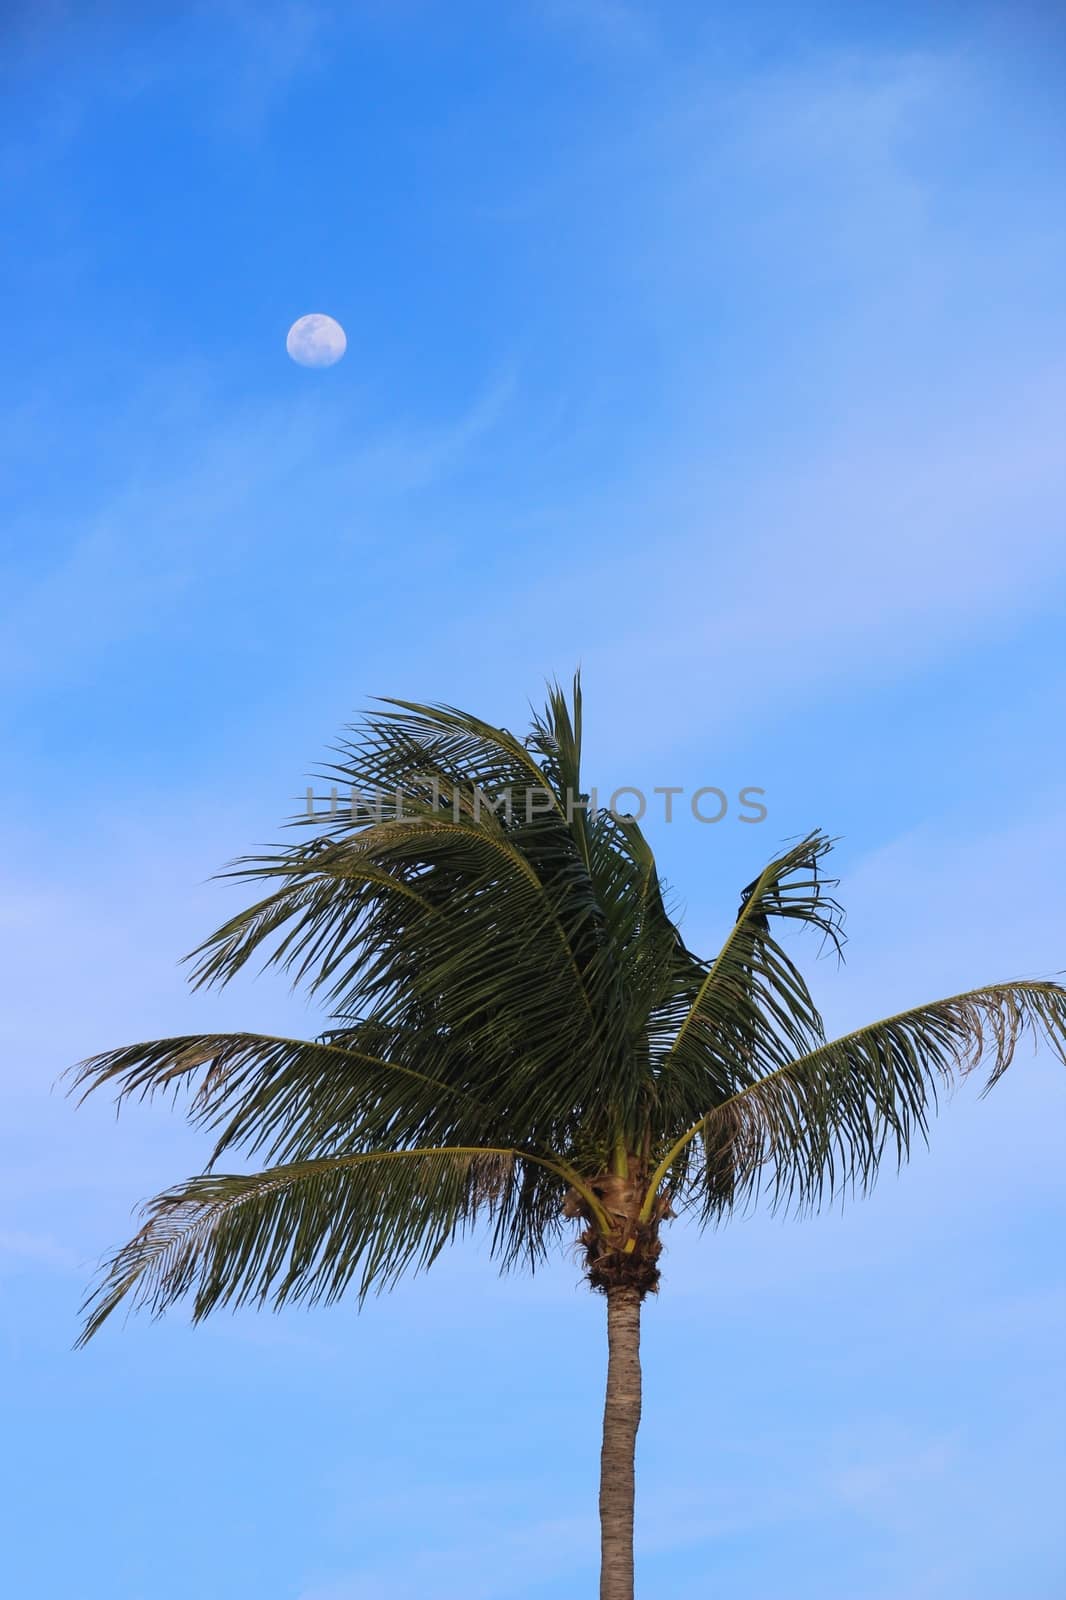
<box><xmin>599</xmin><ymin>1285</ymin><xmax>642</xmax><ymax>1600</ymax></box>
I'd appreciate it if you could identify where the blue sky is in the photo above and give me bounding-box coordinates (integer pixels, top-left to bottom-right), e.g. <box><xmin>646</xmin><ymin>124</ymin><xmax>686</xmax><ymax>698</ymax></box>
<box><xmin>1</xmin><ymin>2</ymin><xmax>1065</xmax><ymax>1595</ymax></box>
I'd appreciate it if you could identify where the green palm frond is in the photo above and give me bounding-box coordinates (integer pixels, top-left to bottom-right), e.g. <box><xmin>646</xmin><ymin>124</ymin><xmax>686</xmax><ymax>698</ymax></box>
<box><xmin>75</xmin><ymin>1145</ymin><xmax>543</xmax><ymax>1346</ymax></box>
<box><xmin>643</xmin><ymin>979</ymin><xmax>1066</xmax><ymax>1221</ymax></box>
<box><xmin>320</xmin><ymin>688</ymin><xmax>574</xmax><ymax>833</ymax></box>
<box><xmin>647</xmin><ymin>833</ymin><xmax>843</xmax><ymax>1144</ymax></box>
<box><xmin>185</xmin><ymin>827</ymin><xmax>610</xmax><ymax>1126</ymax></box>
<box><xmin>69</xmin><ymin>1031</ymin><xmax>501</xmax><ymax>1166</ymax></box>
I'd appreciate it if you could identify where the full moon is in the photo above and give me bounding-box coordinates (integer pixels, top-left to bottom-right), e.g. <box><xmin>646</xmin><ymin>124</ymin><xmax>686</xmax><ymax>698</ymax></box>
<box><xmin>286</xmin><ymin>313</ymin><xmax>347</xmax><ymax>368</ymax></box>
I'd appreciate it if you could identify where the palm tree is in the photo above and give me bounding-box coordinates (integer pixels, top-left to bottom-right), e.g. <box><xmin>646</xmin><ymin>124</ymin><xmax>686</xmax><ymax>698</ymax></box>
<box><xmin>72</xmin><ymin>676</ymin><xmax>1066</xmax><ymax>1600</ymax></box>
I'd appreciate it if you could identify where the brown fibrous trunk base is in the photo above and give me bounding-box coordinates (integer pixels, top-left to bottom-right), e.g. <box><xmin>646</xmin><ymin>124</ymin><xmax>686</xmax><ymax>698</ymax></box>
<box><xmin>564</xmin><ymin>1173</ymin><xmax>674</xmax><ymax>1299</ymax></box>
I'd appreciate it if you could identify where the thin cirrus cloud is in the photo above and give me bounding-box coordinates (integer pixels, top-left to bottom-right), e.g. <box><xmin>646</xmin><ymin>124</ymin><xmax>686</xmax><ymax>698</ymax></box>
<box><xmin>0</xmin><ymin>372</ymin><xmax>514</xmax><ymax>693</ymax></box>
<box><xmin>429</xmin><ymin>49</ymin><xmax>1066</xmax><ymax>743</ymax></box>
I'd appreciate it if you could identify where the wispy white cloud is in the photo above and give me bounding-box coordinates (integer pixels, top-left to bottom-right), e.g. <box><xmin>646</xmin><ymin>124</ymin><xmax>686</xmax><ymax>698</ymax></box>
<box><xmin>445</xmin><ymin>355</ymin><xmax>1066</xmax><ymax>754</ymax></box>
<box><xmin>298</xmin><ymin>1512</ymin><xmax>598</xmax><ymax>1600</ymax></box>
<box><xmin>293</xmin><ymin>1417</ymin><xmax>995</xmax><ymax>1600</ymax></box>
<box><xmin>530</xmin><ymin>0</ymin><xmax>658</xmax><ymax>55</ymax></box>
<box><xmin>836</xmin><ymin>801</ymin><xmax>1066</xmax><ymax>1008</ymax></box>
<box><xmin>206</xmin><ymin>0</ymin><xmax>333</xmax><ymax>137</ymax></box>
<box><xmin>0</xmin><ymin>1228</ymin><xmax>82</xmax><ymax>1273</ymax></box>
<box><xmin>1</xmin><ymin>1</ymin><xmax>338</xmax><ymax>185</ymax></box>
<box><xmin>0</xmin><ymin>370</ymin><xmax>512</xmax><ymax>692</ymax></box>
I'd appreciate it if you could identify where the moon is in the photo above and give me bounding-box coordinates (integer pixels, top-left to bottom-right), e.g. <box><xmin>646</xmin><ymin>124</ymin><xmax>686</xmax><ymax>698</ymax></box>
<box><xmin>286</xmin><ymin>313</ymin><xmax>347</xmax><ymax>368</ymax></box>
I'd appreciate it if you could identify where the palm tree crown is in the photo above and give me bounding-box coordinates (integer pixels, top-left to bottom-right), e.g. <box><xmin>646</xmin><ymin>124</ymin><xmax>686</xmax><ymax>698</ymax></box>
<box><xmin>73</xmin><ymin>676</ymin><xmax>1066</xmax><ymax>1332</ymax></box>
<box><xmin>71</xmin><ymin>676</ymin><xmax>1066</xmax><ymax>1599</ymax></box>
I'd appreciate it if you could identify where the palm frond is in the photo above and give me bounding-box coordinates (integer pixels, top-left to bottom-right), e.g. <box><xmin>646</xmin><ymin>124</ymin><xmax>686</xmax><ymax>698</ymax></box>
<box><xmin>645</xmin><ymin>979</ymin><xmax>1066</xmax><ymax>1221</ymax></box>
<box><xmin>182</xmin><ymin>823</ymin><xmax>610</xmax><ymax>1127</ymax></box>
<box><xmin>76</xmin><ymin>1145</ymin><xmax>538</xmax><ymax>1345</ymax></box>
<box><xmin>648</xmin><ymin>833</ymin><xmax>844</xmax><ymax>1151</ymax></box>
<box><xmin>68</xmin><ymin>1030</ymin><xmax>504</xmax><ymax>1167</ymax></box>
